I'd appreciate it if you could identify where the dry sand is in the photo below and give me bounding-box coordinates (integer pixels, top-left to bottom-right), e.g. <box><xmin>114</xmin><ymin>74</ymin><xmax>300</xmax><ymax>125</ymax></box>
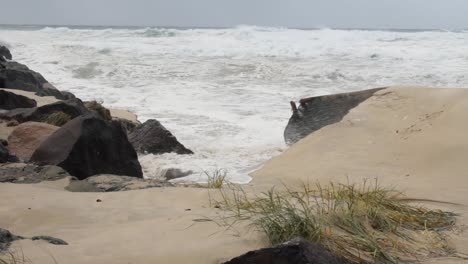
<box><xmin>1</xmin><ymin>86</ymin><xmax>468</xmax><ymax>263</ymax></box>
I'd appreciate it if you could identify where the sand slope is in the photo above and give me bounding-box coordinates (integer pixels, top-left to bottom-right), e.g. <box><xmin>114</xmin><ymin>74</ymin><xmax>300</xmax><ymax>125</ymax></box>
<box><xmin>0</xmin><ymin>179</ymin><xmax>262</xmax><ymax>264</ymax></box>
<box><xmin>253</xmin><ymin>86</ymin><xmax>468</xmax><ymax>263</ymax></box>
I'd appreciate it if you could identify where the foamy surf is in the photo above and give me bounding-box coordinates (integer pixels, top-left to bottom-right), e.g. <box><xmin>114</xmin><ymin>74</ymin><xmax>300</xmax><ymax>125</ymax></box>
<box><xmin>1</xmin><ymin>25</ymin><xmax>467</xmax><ymax>183</ymax></box>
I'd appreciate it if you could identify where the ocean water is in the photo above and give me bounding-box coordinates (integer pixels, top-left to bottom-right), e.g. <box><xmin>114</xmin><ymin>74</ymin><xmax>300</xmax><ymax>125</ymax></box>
<box><xmin>1</xmin><ymin>25</ymin><xmax>467</xmax><ymax>183</ymax></box>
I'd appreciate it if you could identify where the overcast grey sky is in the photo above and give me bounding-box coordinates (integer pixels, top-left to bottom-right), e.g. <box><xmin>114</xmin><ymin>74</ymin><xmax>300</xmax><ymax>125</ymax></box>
<box><xmin>1</xmin><ymin>0</ymin><xmax>467</xmax><ymax>29</ymax></box>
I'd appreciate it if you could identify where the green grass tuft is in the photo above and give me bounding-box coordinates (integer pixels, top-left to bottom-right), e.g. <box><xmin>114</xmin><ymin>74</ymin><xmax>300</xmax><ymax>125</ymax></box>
<box><xmin>41</xmin><ymin>111</ymin><xmax>72</xmax><ymax>126</ymax></box>
<box><xmin>205</xmin><ymin>169</ymin><xmax>228</xmax><ymax>189</ymax></box>
<box><xmin>213</xmin><ymin>181</ymin><xmax>458</xmax><ymax>263</ymax></box>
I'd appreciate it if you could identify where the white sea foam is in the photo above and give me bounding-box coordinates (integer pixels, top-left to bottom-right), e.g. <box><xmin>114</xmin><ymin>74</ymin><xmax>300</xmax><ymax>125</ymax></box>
<box><xmin>1</xmin><ymin>26</ymin><xmax>467</xmax><ymax>183</ymax></box>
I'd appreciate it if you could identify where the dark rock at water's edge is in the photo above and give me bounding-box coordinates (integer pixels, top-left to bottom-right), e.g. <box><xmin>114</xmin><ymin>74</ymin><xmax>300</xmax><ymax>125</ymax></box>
<box><xmin>0</xmin><ymin>228</ymin><xmax>24</xmax><ymax>252</ymax></box>
<box><xmin>0</xmin><ymin>57</ymin><xmax>75</xmax><ymax>100</ymax></box>
<box><xmin>224</xmin><ymin>238</ymin><xmax>349</xmax><ymax>264</ymax></box>
<box><xmin>284</xmin><ymin>88</ymin><xmax>386</xmax><ymax>145</ymax></box>
<box><xmin>0</xmin><ymin>89</ymin><xmax>37</xmax><ymax>110</ymax></box>
<box><xmin>129</xmin><ymin>119</ymin><xmax>193</xmax><ymax>155</ymax></box>
<box><xmin>0</xmin><ymin>163</ymin><xmax>71</xmax><ymax>183</ymax></box>
<box><xmin>66</xmin><ymin>174</ymin><xmax>172</xmax><ymax>192</ymax></box>
<box><xmin>31</xmin><ymin>114</ymin><xmax>143</xmax><ymax>180</ymax></box>
<box><xmin>0</xmin><ymin>98</ymin><xmax>89</xmax><ymax>125</ymax></box>
<box><xmin>0</xmin><ymin>46</ymin><xmax>12</xmax><ymax>60</ymax></box>
<box><xmin>0</xmin><ymin>228</ymin><xmax>67</xmax><ymax>252</ymax></box>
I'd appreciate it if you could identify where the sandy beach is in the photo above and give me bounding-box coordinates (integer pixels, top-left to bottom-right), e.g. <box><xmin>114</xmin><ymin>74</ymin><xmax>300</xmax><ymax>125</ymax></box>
<box><xmin>1</xmin><ymin>86</ymin><xmax>467</xmax><ymax>263</ymax></box>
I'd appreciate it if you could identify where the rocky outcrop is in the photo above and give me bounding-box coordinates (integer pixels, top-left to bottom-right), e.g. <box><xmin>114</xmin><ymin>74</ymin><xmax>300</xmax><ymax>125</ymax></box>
<box><xmin>8</xmin><ymin>122</ymin><xmax>59</xmax><ymax>161</ymax></box>
<box><xmin>0</xmin><ymin>98</ymin><xmax>89</xmax><ymax>125</ymax></box>
<box><xmin>0</xmin><ymin>163</ymin><xmax>71</xmax><ymax>183</ymax></box>
<box><xmin>284</xmin><ymin>88</ymin><xmax>386</xmax><ymax>145</ymax></box>
<box><xmin>224</xmin><ymin>238</ymin><xmax>349</xmax><ymax>264</ymax></box>
<box><xmin>66</xmin><ymin>175</ymin><xmax>171</xmax><ymax>192</ymax></box>
<box><xmin>0</xmin><ymin>58</ymin><xmax>74</xmax><ymax>100</ymax></box>
<box><xmin>0</xmin><ymin>89</ymin><xmax>37</xmax><ymax>110</ymax></box>
<box><xmin>128</xmin><ymin>119</ymin><xmax>193</xmax><ymax>155</ymax></box>
<box><xmin>0</xmin><ymin>46</ymin><xmax>12</xmax><ymax>60</ymax></box>
<box><xmin>30</xmin><ymin>114</ymin><xmax>143</xmax><ymax>180</ymax></box>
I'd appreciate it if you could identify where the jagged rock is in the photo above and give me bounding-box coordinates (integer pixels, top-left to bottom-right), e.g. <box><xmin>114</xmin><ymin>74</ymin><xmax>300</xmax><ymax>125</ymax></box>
<box><xmin>0</xmin><ymin>46</ymin><xmax>12</xmax><ymax>60</ymax></box>
<box><xmin>0</xmin><ymin>59</ymin><xmax>74</xmax><ymax>100</ymax></box>
<box><xmin>0</xmin><ymin>228</ymin><xmax>23</xmax><ymax>252</ymax></box>
<box><xmin>0</xmin><ymin>163</ymin><xmax>71</xmax><ymax>183</ymax></box>
<box><xmin>66</xmin><ymin>175</ymin><xmax>172</xmax><ymax>192</ymax></box>
<box><xmin>30</xmin><ymin>114</ymin><xmax>143</xmax><ymax>180</ymax></box>
<box><xmin>224</xmin><ymin>238</ymin><xmax>349</xmax><ymax>264</ymax></box>
<box><xmin>0</xmin><ymin>89</ymin><xmax>37</xmax><ymax>110</ymax></box>
<box><xmin>31</xmin><ymin>236</ymin><xmax>68</xmax><ymax>245</ymax></box>
<box><xmin>8</xmin><ymin>122</ymin><xmax>59</xmax><ymax>161</ymax></box>
<box><xmin>0</xmin><ymin>98</ymin><xmax>89</xmax><ymax>125</ymax></box>
<box><xmin>284</xmin><ymin>88</ymin><xmax>385</xmax><ymax>145</ymax></box>
<box><xmin>128</xmin><ymin>119</ymin><xmax>193</xmax><ymax>155</ymax></box>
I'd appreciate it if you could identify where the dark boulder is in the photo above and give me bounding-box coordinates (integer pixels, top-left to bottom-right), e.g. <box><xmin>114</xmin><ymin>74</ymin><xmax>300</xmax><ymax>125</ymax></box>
<box><xmin>0</xmin><ymin>59</ymin><xmax>75</xmax><ymax>100</ymax></box>
<box><xmin>284</xmin><ymin>88</ymin><xmax>386</xmax><ymax>145</ymax></box>
<box><xmin>0</xmin><ymin>98</ymin><xmax>89</xmax><ymax>125</ymax></box>
<box><xmin>0</xmin><ymin>89</ymin><xmax>37</xmax><ymax>110</ymax></box>
<box><xmin>0</xmin><ymin>46</ymin><xmax>12</xmax><ymax>60</ymax></box>
<box><xmin>224</xmin><ymin>238</ymin><xmax>349</xmax><ymax>264</ymax></box>
<box><xmin>30</xmin><ymin>114</ymin><xmax>143</xmax><ymax>180</ymax></box>
<box><xmin>128</xmin><ymin>119</ymin><xmax>193</xmax><ymax>155</ymax></box>
<box><xmin>0</xmin><ymin>163</ymin><xmax>71</xmax><ymax>183</ymax></box>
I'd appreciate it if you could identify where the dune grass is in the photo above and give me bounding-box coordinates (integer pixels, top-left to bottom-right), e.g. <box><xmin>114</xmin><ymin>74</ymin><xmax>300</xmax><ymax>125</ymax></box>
<box><xmin>212</xmin><ymin>180</ymin><xmax>457</xmax><ymax>263</ymax></box>
<box><xmin>0</xmin><ymin>249</ymin><xmax>28</xmax><ymax>264</ymax></box>
<box><xmin>41</xmin><ymin>111</ymin><xmax>72</xmax><ymax>126</ymax></box>
<box><xmin>204</xmin><ymin>169</ymin><xmax>228</xmax><ymax>189</ymax></box>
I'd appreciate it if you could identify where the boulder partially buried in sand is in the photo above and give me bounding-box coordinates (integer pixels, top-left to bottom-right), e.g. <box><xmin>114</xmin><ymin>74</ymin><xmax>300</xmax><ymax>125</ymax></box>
<box><xmin>0</xmin><ymin>89</ymin><xmax>37</xmax><ymax>110</ymax></box>
<box><xmin>30</xmin><ymin>114</ymin><xmax>143</xmax><ymax>180</ymax></box>
<box><xmin>7</xmin><ymin>122</ymin><xmax>59</xmax><ymax>162</ymax></box>
<box><xmin>224</xmin><ymin>238</ymin><xmax>348</xmax><ymax>264</ymax></box>
<box><xmin>128</xmin><ymin>119</ymin><xmax>193</xmax><ymax>155</ymax></box>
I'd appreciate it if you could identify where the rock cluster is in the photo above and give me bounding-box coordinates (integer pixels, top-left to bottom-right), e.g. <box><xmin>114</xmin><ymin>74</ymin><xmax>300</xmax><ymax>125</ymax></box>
<box><xmin>0</xmin><ymin>45</ymin><xmax>193</xmax><ymax>187</ymax></box>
